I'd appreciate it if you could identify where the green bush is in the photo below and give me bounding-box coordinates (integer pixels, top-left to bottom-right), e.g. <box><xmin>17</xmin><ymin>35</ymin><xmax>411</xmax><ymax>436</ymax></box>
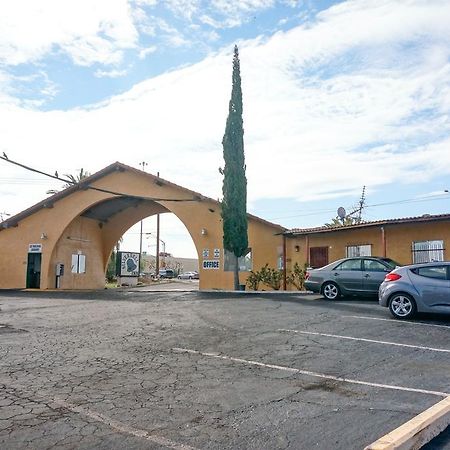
<box><xmin>287</xmin><ymin>262</ymin><xmax>308</xmax><ymax>290</ymax></box>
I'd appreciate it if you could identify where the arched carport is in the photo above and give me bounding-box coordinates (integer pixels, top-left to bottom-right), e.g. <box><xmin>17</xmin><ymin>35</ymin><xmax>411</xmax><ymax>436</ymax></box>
<box><xmin>0</xmin><ymin>162</ymin><xmax>285</xmax><ymax>290</ymax></box>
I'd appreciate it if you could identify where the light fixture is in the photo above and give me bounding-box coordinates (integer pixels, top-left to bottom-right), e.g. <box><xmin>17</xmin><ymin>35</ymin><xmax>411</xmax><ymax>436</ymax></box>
<box><xmin>201</xmin><ymin>228</ymin><xmax>207</xmax><ymax>236</ymax></box>
<box><xmin>294</xmin><ymin>245</ymin><xmax>300</xmax><ymax>252</ymax></box>
<box><xmin>40</xmin><ymin>233</ymin><xmax>48</xmax><ymax>240</ymax></box>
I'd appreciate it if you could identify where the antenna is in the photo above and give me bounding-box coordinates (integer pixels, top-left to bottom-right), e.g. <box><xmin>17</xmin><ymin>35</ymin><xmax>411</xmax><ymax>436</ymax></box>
<box><xmin>356</xmin><ymin>186</ymin><xmax>366</xmax><ymax>222</ymax></box>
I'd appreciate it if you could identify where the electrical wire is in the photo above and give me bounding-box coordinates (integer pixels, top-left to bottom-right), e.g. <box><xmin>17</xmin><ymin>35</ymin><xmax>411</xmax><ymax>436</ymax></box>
<box><xmin>0</xmin><ymin>155</ymin><xmax>202</xmax><ymax>203</ymax></box>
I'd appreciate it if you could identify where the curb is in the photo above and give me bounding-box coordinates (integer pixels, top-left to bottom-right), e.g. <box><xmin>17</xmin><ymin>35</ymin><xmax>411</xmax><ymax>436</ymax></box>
<box><xmin>365</xmin><ymin>396</ymin><xmax>450</xmax><ymax>450</ymax></box>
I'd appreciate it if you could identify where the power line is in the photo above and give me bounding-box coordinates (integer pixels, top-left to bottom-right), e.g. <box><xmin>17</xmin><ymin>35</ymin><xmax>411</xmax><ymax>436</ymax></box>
<box><xmin>0</xmin><ymin>155</ymin><xmax>202</xmax><ymax>203</ymax></box>
<box><xmin>266</xmin><ymin>192</ymin><xmax>450</xmax><ymax>221</ymax></box>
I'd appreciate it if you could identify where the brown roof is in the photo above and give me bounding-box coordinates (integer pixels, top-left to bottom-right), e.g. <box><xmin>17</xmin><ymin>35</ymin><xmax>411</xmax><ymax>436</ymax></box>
<box><xmin>285</xmin><ymin>213</ymin><xmax>450</xmax><ymax>236</ymax></box>
<box><xmin>0</xmin><ymin>162</ymin><xmax>286</xmax><ymax>232</ymax></box>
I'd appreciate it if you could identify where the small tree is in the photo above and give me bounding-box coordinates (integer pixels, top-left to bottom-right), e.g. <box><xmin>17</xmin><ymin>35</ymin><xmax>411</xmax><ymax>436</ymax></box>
<box><xmin>221</xmin><ymin>45</ymin><xmax>248</xmax><ymax>290</ymax></box>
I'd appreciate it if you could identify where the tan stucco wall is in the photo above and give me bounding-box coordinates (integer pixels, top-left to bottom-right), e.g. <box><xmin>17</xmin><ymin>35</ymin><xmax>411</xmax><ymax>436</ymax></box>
<box><xmin>0</xmin><ymin>165</ymin><xmax>284</xmax><ymax>290</ymax></box>
<box><xmin>286</xmin><ymin>221</ymin><xmax>450</xmax><ymax>277</ymax></box>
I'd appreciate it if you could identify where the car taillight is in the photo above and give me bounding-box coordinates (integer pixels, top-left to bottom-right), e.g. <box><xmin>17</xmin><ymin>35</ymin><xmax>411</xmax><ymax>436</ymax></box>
<box><xmin>305</xmin><ymin>272</ymin><xmax>310</xmax><ymax>280</ymax></box>
<box><xmin>384</xmin><ymin>273</ymin><xmax>401</xmax><ymax>282</ymax></box>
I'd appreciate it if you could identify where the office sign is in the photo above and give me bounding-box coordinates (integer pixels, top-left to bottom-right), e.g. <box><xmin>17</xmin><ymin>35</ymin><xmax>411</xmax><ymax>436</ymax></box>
<box><xmin>202</xmin><ymin>260</ymin><xmax>220</xmax><ymax>270</ymax></box>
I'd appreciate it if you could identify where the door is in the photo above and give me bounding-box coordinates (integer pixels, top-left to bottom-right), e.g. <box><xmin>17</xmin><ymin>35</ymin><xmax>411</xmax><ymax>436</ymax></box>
<box><xmin>310</xmin><ymin>247</ymin><xmax>329</xmax><ymax>268</ymax></box>
<box><xmin>332</xmin><ymin>258</ymin><xmax>364</xmax><ymax>292</ymax></box>
<box><xmin>409</xmin><ymin>265</ymin><xmax>450</xmax><ymax>309</ymax></box>
<box><xmin>26</xmin><ymin>253</ymin><xmax>41</xmax><ymax>288</ymax></box>
<box><xmin>362</xmin><ymin>259</ymin><xmax>390</xmax><ymax>294</ymax></box>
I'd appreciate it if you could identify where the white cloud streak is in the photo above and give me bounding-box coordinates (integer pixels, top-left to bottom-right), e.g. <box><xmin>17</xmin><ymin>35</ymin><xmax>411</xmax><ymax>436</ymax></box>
<box><xmin>0</xmin><ymin>0</ymin><xmax>449</xmax><ymax>226</ymax></box>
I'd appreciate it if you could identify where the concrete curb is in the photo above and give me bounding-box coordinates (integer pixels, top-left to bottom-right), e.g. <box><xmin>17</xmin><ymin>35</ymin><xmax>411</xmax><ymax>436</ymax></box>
<box><xmin>200</xmin><ymin>290</ymin><xmax>314</xmax><ymax>295</ymax></box>
<box><xmin>364</xmin><ymin>396</ymin><xmax>450</xmax><ymax>450</ymax></box>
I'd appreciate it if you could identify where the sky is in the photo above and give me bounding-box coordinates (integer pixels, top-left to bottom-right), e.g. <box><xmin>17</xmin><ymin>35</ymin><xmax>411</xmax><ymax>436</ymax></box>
<box><xmin>1</xmin><ymin>0</ymin><xmax>450</xmax><ymax>258</ymax></box>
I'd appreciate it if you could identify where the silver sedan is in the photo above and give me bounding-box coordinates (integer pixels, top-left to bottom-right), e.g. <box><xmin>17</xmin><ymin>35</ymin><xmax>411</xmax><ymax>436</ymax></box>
<box><xmin>379</xmin><ymin>262</ymin><xmax>450</xmax><ymax>319</ymax></box>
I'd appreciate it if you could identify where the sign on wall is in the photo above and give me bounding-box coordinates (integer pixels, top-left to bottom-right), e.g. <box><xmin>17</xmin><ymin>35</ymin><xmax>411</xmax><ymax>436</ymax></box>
<box><xmin>28</xmin><ymin>243</ymin><xmax>42</xmax><ymax>253</ymax></box>
<box><xmin>213</xmin><ymin>248</ymin><xmax>220</xmax><ymax>258</ymax></box>
<box><xmin>202</xmin><ymin>260</ymin><xmax>220</xmax><ymax>270</ymax></box>
<box><xmin>202</xmin><ymin>249</ymin><xmax>209</xmax><ymax>258</ymax></box>
<box><xmin>117</xmin><ymin>252</ymin><xmax>140</xmax><ymax>277</ymax></box>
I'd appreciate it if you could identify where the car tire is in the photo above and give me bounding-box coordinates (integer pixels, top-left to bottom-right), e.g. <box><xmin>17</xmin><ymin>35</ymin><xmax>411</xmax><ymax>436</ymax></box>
<box><xmin>388</xmin><ymin>293</ymin><xmax>417</xmax><ymax>320</ymax></box>
<box><xmin>322</xmin><ymin>282</ymin><xmax>340</xmax><ymax>300</ymax></box>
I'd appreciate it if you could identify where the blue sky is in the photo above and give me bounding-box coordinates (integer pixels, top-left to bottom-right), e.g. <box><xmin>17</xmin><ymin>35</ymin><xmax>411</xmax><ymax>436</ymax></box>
<box><xmin>1</xmin><ymin>0</ymin><xmax>450</xmax><ymax>257</ymax></box>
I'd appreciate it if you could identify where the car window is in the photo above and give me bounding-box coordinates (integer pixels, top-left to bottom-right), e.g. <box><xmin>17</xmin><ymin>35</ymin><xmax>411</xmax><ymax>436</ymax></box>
<box><xmin>364</xmin><ymin>260</ymin><xmax>388</xmax><ymax>272</ymax></box>
<box><xmin>412</xmin><ymin>266</ymin><xmax>448</xmax><ymax>280</ymax></box>
<box><xmin>381</xmin><ymin>258</ymin><xmax>401</xmax><ymax>269</ymax></box>
<box><xmin>335</xmin><ymin>259</ymin><xmax>362</xmax><ymax>271</ymax></box>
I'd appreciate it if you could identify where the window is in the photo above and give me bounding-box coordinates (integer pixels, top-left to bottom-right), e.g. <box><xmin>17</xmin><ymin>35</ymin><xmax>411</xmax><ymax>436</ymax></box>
<box><xmin>363</xmin><ymin>259</ymin><xmax>388</xmax><ymax>272</ymax></box>
<box><xmin>346</xmin><ymin>244</ymin><xmax>372</xmax><ymax>257</ymax></box>
<box><xmin>335</xmin><ymin>259</ymin><xmax>362</xmax><ymax>271</ymax></box>
<box><xmin>412</xmin><ymin>266</ymin><xmax>447</xmax><ymax>280</ymax></box>
<box><xmin>224</xmin><ymin>249</ymin><xmax>252</xmax><ymax>272</ymax></box>
<box><xmin>412</xmin><ymin>240</ymin><xmax>444</xmax><ymax>264</ymax></box>
<box><xmin>71</xmin><ymin>254</ymin><xmax>86</xmax><ymax>274</ymax></box>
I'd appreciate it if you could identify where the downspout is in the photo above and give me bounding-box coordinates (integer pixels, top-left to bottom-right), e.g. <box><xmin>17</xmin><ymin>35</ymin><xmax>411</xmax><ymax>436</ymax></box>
<box><xmin>305</xmin><ymin>234</ymin><xmax>310</xmax><ymax>266</ymax></box>
<box><xmin>381</xmin><ymin>226</ymin><xmax>386</xmax><ymax>257</ymax></box>
<box><xmin>282</xmin><ymin>234</ymin><xmax>287</xmax><ymax>291</ymax></box>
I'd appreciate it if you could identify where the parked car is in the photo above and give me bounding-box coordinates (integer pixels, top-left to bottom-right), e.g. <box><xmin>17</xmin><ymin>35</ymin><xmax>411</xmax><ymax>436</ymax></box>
<box><xmin>379</xmin><ymin>261</ymin><xmax>450</xmax><ymax>319</ymax></box>
<box><xmin>305</xmin><ymin>257</ymin><xmax>400</xmax><ymax>300</ymax></box>
<box><xmin>159</xmin><ymin>269</ymin><xmax>175</xmax><ymax>279</ymax></box>
<box><xmin>178</xmin><ymin>271</ymin><xmax>199</xmax><ymax>280</ymax></box>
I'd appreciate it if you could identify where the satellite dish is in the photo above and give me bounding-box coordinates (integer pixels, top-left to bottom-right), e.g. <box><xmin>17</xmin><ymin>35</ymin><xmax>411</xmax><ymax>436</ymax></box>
<box><xmin>337</xmin><ymin>207</ymin><xmax>346</xmax><ymax>219</ymax></box>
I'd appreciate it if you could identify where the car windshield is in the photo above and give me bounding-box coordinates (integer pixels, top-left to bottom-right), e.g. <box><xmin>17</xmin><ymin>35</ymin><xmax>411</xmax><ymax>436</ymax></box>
<box><xmin>380</xmin><ymin>258</ymin><xmax>401</xmax><ymax>269</ymax></box>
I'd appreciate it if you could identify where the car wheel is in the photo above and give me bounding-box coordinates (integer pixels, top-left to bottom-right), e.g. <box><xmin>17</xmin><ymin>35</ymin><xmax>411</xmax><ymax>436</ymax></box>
<box><xmin>322</xmin><ymin>282</ymin><xmax>340</xmax><ymax>300</ymax></box>
<box><xmin>389</xmin><ymin>293</ymin><xmax>417</xmax><ymax>320</ymax></box>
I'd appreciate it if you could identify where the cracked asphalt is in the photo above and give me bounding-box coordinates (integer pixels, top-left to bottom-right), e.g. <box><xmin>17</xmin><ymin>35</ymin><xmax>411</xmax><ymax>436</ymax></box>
<box><xmin>0</xmin><ymin>289</ymin><xmax>449</xmax><ymax>449</ymax></box>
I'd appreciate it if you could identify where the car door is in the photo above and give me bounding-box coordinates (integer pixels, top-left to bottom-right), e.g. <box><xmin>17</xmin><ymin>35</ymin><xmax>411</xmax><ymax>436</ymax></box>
<box><xmin>331</xmin><ymin>259</ymin><xmax>364</xmax><ymax>292</ymax></box>
<box><xmin>362</xmin><ymin>259</ymin><xmax>391</xmax><ymax>294</ymax></box>
<box><xmin>409</xmin><ymin>265</ymin><xmax>450</xmax><ymax>309</ymax></box>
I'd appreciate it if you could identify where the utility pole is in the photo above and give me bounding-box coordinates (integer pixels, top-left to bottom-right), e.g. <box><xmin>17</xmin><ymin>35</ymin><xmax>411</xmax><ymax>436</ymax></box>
<box><xmin>156</xmin><ymin>171</ymin><xmax>160</xmax><ymax>275</ymax></box>
<box><xmin>139</xmin><ymin>162</ymin><xmax>148</xmax><ymax>270</ymax></box>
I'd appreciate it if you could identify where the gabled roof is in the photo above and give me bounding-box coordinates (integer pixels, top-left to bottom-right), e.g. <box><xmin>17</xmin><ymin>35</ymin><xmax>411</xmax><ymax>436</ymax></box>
<box><xmin>285</xmin><ymin>213</ymin><xmax>450</xmax><ymax>236</ymax></box>
<box><xmin>0</xmin><ymin>162</ymin><xmax>286</xmax><ymax>232</ymax></box>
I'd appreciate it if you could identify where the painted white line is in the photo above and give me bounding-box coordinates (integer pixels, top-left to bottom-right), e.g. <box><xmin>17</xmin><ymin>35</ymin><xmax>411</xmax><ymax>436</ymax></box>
<box><xmin>53</xmin><ymin>398</ymin><xmax>198</xmax><ymax>450</ymax></box>
<box><xmin>172</xmin><ymin>347</ymin><xmax>449</xmax><ymax>398</ymax></box>
<box><xmin>278</xmin><ymin>329</ymin><xmax>450</xmax><ymax>354</ymax></box>
<box><xmin>342</xmin><ymin>315</ymin><xmax>450</xmax><ymax>330</ymax></box>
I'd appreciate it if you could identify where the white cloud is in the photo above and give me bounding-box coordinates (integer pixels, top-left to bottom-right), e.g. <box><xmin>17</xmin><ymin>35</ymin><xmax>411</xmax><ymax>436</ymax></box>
<box><xmin>0</xmin><ymin>0</ymin><xmax>138</xmax><ymax>66</ymax></box>
<box><xmin>1</xmin><ymin>0</ymin><xmax>450</xmax><ymax>256</ymax></box>
<box><xmin>138</xmin><ymin>45</ymin><xmax>158</xmax><ymax>59</ymax></box>
<box><xmin>94</xmin><ymin>68</ymin><xmax>129</xmax><ymax>78</ymax></box>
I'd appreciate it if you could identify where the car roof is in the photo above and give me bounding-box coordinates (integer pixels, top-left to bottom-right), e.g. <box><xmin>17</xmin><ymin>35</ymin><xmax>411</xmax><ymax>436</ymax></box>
<box><xmin>400</xmin><ymin>261</ymin><xmax>450</xmax><ymax>269</ymax></box>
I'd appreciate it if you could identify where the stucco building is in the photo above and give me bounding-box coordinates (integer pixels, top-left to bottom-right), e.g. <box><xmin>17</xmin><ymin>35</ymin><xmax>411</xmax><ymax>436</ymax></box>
<box><xmin>284</xmin><ymin>214</ymin><xmax>450</xmax><ymax>270</ymax></box>
<box><xmin>1</xmin><ymin>162</ymin><xmax>450</xmax><ymax>291</ymax></box>
<box><xmin>0</xmin><ymin>162</ymin><xmax>285</xmax><ymax>290</ymax></box>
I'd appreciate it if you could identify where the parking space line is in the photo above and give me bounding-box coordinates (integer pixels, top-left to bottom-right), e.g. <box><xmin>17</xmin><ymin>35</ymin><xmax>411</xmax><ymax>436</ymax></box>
<box><xmin>342</xmin><ymin>315</ymin><xmax>450</xmax><ymax>329</ymax></box>
<box><xmin>172</xmin><ymin>347</ymin><xmax>449</xmax><ymax>397</ymax></box>
<box><xmin>53</xmin><ymin>397</ymin><xmax>198</xmax><ymax>450</ymax></box>
<box><xmin>278</xmin><ymin>329</ymin><xmax>450</xmax><ymax>353</ymax></box>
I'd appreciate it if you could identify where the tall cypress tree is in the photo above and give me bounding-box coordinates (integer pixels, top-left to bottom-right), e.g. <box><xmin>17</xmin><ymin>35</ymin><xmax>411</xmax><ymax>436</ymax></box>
<box><xmin>222</xmin><ymin>45</ymin><xmax>248</xmax><ymax>290</ymax></box>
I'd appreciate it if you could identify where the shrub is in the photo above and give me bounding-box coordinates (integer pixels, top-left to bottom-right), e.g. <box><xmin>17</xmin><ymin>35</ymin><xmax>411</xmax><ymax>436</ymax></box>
<box><xmin>287</xmin><ymin>262</ymin><xmax>308</xmax><ymax>290</ymax></box>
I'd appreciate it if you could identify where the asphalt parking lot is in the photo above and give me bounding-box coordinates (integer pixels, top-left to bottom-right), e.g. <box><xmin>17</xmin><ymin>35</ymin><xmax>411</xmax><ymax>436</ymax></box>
<box><xmin>0</xmin><ymin>289</ymin><xmax>449</xmax><ymax>449</ymax></box>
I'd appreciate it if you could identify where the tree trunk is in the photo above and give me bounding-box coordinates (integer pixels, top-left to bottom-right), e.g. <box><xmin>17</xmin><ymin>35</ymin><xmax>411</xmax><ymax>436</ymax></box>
<box><xmin>233</xmin><ymin>254</ymin><xmax>240</xmax><ymax>290</ymax></box>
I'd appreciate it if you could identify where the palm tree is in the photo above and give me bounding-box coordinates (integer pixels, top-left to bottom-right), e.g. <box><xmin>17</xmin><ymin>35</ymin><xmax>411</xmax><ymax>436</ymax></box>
<box><xmin>46</xmin><ymin>168</ymin><xmax>90</xmax><ymax>195</ymax></box>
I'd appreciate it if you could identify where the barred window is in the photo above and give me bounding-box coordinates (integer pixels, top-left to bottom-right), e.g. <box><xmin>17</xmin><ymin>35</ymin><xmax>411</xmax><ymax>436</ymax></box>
<box><xmin>346</xmin><ymin>244</ymin><xmax>371</xmax><ymax>257</ymax></box>
<box><xmin>412</xmin><ymin>240</ymin><xmax>444</xmax><ymax>264</ymax></box>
